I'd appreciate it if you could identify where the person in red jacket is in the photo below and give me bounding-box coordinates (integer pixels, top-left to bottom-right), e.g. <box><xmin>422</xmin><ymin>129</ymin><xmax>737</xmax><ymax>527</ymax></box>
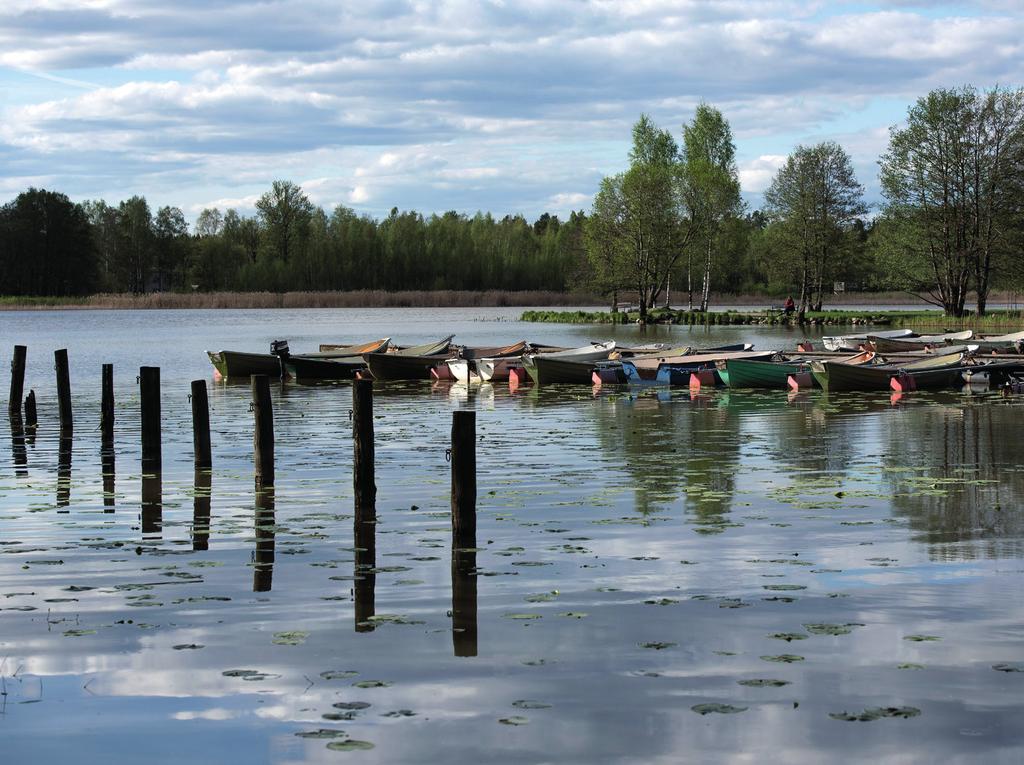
<box><xmin>783</xmin><ymin>296</ymin><xmax>795</xmax><ymax>316</ymax></box>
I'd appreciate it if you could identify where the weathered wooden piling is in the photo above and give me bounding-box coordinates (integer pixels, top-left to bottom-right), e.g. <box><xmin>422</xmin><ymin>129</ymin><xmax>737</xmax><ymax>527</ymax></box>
<box><xmin>190</xmin><ymin>379</ymin><xmax>212</xmax><ymax>470</ymax></box>
<box><xmin>101</xmin><ymin>364</ymin><xmax>114</xmax><ymax>448</ymax></box>
<box><xmin>141</xmin><ymin>472</ymin><xmax>162</xmax><ymax>536</ymax></box>
<box><xmin>54</xmin><ymin>349</ymin><xmax>72</xmax><ymax>432</ymax></box>
<box><xmin>9</xmin><ymin>345</ymin><xmax>26</xmax><ymax>417</ymax></box>
<box><xmin>251</xmin><ymin>374</ymin><xmax>274</xmax><ymax>488</ymax></box>
<box><xmin>450</xmin><ymin>410</ymin><xmax>476</xmax><ymax>548</ymax></box>
<box><xmin>23</xmin><ymin>389</ymin><xmax>37</xmax><ymax>427</ymax></box>
<box><xmin>139</xmin><ymin>366</ymin><xmax>161</xmax><ymax>473</ymax></box>
<box><xmin>352</xmin><ymin>379</ymin><xmax>376</xmax><ymax>515</ymax></box>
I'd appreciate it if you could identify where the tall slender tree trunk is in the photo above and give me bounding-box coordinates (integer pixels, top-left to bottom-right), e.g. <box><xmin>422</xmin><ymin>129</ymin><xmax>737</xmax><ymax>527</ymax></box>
<box><xmin>686</xmin><ymin>249</ymin><xmax>693</xmax><ymax>311</ymax></box>
<box><xmin>610</xmin><ymin>288</ymin><xmax>618</xmax><ymax>313</ymax></box>
<box><xmin>700</xmin><ymin>236</ymin><xmax>712</xmax><ymax>312</ymax></box>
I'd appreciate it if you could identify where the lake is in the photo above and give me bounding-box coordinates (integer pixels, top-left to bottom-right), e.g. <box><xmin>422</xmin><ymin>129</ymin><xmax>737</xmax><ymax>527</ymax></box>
<box><xmin>1</xmin><ymin>308</ymin><xmax>1022</xmax><ymax>763</ymax></box>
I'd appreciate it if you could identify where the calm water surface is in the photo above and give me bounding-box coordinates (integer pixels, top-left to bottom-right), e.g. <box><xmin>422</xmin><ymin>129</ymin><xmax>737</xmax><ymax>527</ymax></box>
<box><xmin>1</xmin><ymin>308</ymin><xmax>1022</xmax><ymax>763</ymax></box>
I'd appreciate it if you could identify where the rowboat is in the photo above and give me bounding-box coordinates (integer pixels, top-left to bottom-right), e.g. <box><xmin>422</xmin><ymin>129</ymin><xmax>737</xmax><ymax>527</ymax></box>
<box><xmin>969</xmin><ymin>330</ymin><xmax>1024</xmax><ymax>354</ymax></box>
<box><xmin>724</xmin><ymin>351</ymin><xmax>874</xmax><ymax>390</ymax></box>
<box><xmin>961</xmin><ymin>359</ymin><xmax>1024</xmax><ymax>388</ymax></box>
<box><xmin>821</xmin><ymin>328</ymin><xmax>915</xmax><ymax>352</ymax></box>
<box><xmin>811</xmin><ymin>351</ymin><xmax>966</xmax><ymax>392</ymax></box>
<box><xmin>210</xmin><ymin>337</ymin><xmax>390</xmax><ymax>379</ymax></box>
<box><xmin>476</xmin><ymin>356</ymin><xmax>525</xmax><ymax>382</ymax></box>
<box><xmin>285</xmin><ymin>355</ymin><xmax>365</xmax><ymax>380</ymax></box>
<box><xmin>316</xmin><ymin>338</ymin><xmax>392</xmax><ymax>354</ymax></box>
<box><xmin>622</xmin><ymin>350</ymin><xmax>774</xmax><ymax>382</ymax></box>
<box><xmin>207</xmin><ymin>350</ymin><xmax>283</xmax><ymax>379</ymax></box>
<box><xmin>457</xmin><ymin>340</ymin><xmax>529</xmax><ymax>361</ymax></box>
<box><xmin>523</xmin><ymin>342</ymin><xmax>616</xmax><ymax>385</ymax></box>
<box><xmin>867</xmin><ymin>330</ymin><xmax>973</xmax><ymax>352</ymax></box>
<box><xmin>362</xmin><ymin>335</ymin><xmax>455</xmax><ymax>380</ymax></box>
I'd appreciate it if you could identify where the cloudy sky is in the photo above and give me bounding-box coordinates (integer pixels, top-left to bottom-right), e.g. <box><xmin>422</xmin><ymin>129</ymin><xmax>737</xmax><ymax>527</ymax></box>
<box><xmin>1</xmin><ymin>1</ymin><xmax>1022</xmax><ymax>225</ymax></box>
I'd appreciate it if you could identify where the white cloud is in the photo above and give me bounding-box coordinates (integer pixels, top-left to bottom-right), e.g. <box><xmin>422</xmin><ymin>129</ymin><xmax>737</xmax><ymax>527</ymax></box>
<box><xmin>1</xmin><ymin>1</ymin><xmax>1021</xmax><ymax>218</ymax></box>
<box><xmin>739</xmin><ymin>155</ymin><xmax>788</xmax><ymax>192</ymax></box>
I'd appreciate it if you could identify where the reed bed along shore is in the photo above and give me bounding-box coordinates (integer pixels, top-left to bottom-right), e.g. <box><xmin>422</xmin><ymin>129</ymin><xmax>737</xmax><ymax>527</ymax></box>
<box><xmin>0</xmin><ymin>289</ymin><xmax>601</xmax><ymax>310</ymax></box>
<box><xmin>523</xmin><ymin>307</ymin><xmax>1024</xmax><ymax>329</ymax></box>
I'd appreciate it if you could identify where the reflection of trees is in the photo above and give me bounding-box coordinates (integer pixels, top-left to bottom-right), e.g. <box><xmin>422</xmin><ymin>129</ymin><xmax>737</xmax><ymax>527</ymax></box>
<box><xmin>750</xmin><ymin>392</ymin><xmax>877</xmax><ymax>475</ymax></box>
<box><xmin>591</xmin><ymin>391</ymin><xmax>741</xmax><ymax>520</ymax></box>
<box><xmin>886</xmin><ymin>401</ymin><xmax>1024</xmax><ymax>560</ymax></box>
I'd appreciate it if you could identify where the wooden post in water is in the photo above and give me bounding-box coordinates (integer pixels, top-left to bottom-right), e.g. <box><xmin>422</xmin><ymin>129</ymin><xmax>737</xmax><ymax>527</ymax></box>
<box><xmin>9</xmin><ymin>345</ymin><xmax>26</xmax><ymax>417</ymax></box>
<box><xmin>139</xmin><ymin>367</ymin><xmax>161</xmax><ymax>473</ymax></box>
<box><xmin>450</xmin><ymin>410</ymin><xmax>476</xmax><ymax>549</ymax></box>
<box><xmin>352</xmin><ymin>379</ymin><xmax>376</xmax><ymax>516</ymax></box>
<box><xmin>251</xmin><ymin>374</ymin><xmax>274</xmax><ymax>488</ymax></box>
<box><xmin>191</xmin><ymin>379</ymin><xmax>212</xmax><ymax>470</ymax></box>
<box><xmin>54</xmin><ymin>349</ymin><xmax>72</xmax><ymax>432</ymax></box>
<box><xmin>101</xmin><ymin>364</ymin><xmax>114</xmax><ymax>448</ymax></box>
<box><xmin>24</xmin><ymin>390</ymin><xmax>37</xmax><ymax>429</ymax></box>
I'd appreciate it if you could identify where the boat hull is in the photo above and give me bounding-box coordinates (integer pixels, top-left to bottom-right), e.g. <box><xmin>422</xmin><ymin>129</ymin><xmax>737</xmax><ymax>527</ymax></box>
<box><xmin>364</xmin><ymin>352</ymin><xmax>445</xmax><ymax>380</ymax></box>
<box><xmin>207</xmin><ymin>350</ymin><xmax>282</xmax><ymax>379</ymax></box>
<box><xmin>285</xmin><ymin>355</ymin><xmax>365</xmax><ymax>380</ymax></box>
<box><xmin>725</xmin><ymin>358</ymin><xmax>806</xmax><ymax>389</ymax></box>
<box><xmin>525</xmin><ymin>356</ymin><xmax>601</xmax><ymax>385</ymax></box>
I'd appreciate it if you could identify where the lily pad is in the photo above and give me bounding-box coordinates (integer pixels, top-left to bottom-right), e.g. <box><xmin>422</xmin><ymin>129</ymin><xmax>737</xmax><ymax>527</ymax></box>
<box><xmin>512</xmin><ymin>700</ymin><xmax>552</xmax><ymax>709</ymax></box>
<box><xmin>272</xmin><ymin>631</ymin><xmax>309</xmax><ymax>646</ymax></box>
<box><xmin>829</xmin><ymin>706</ymin><xmax>921</xmax><ymax>721</ymax></box>
<box><xmin>640</xmin><ymin>641</ymin><xmax>676</xmax><ymax>650</ymax></box>
<box><xmin>760</xmin><ymin>654</ymin><xmax>804</xmax><ymax>663</ymax></box>
<box><xmin>768</xmin><ymin>632</ymin><xmax>808</xmax><ymax>642</ymax></box>
<box><xmin>498</xmin><ymin>716</ymin><xmax>529</xmax><ymax>725</ymax></box>
<box><xmin>352</xmin><ymin>680</ymin><xmax>392</xmax><ymax>688</ymax></box>
<box><xmin>992</xmin><ymin>662</ymin><xmax>1024</xmax><ymax>673</ymax></box>
<box><xmin>804</xmin><ymin>623</ymin><xmax>864</xmax><ymax>636</ymax></box>
<box><xmin>296</xmin><ymin>729</ymin><xmax>347</xmax><ymax>739</ymax></box>
<box><xmin>321</xmin><ymin>670</ymin><xmax>359</xmax><ymax>680</ymax></box>
<box><xmin>691</xmin><ymin>703</ymin><xmax>747</xmax><ymax>715</ymax></box>
<box><xmin>737</xmin><ymin>678</ymin><xmax>791</xmax><ymax>687</ymax></box>
<box><xmin>326</xmin><ymin>740</ymin><xmax>375</xmax><ymax>751</ymax></box>
<box><xmin>903</xmin><ymin>635</ymin><xmax>941</xmax><ymax>642</ymax></box>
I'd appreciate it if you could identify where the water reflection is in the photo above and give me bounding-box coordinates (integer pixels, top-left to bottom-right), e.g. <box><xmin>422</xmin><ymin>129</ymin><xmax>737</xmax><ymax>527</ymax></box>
<box><xmin>353</xmin><ymin>518</ymin><xmax>376</xmax><ymax>632</ymax></box>
<box><xmin>192</xmin><ymin>470</ymin><xmax>211</xmax><ymax>551</ymax></box>
<box><xmin>451</xmin><ymin>546</ymin><xmax>478</xmax><ymax>658</ymax></box>
<box><xmin>887</xmin><ymin>399</ymin><xmax>1024</xmax><ymax>560</ymax></box>
<box><xmin>57</xmin><ymin>431</ymin><xmax>72</xmax><ymax>507</ymax></box>
<box><xmin>141</xmin><ymin>472</ymin><xmax>161</xmax><ymax>537</ymax></box>
<box><xmin>253</xmin><ymin>486</ymin><xmax>275</xmax><ymax>592</ymax></box>
<box><xmin>10</xmin><ymin>415</ymin><xmax>27</xmax><ymax>477</ymax></box>
<box><xmin>101</xmin><ymin>448</ymin><xmax>115</xmax><ymax>513</ymax></box>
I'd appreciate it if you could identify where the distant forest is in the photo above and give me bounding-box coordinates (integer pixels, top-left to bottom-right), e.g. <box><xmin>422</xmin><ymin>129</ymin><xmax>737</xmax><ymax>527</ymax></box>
<box><xmin>2</xmin><ymin>86</ymin><xmax>1022</xmax><ymax>317</ymax></box>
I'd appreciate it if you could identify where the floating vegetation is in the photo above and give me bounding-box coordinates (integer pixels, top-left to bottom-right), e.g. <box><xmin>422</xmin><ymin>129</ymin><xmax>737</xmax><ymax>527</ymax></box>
<box><xmin>829</xmin><ymin>706</ymin><xmax>921</xmax><ymax>722</ymax></box>
<box><xmin>903</xmin><ymin>635</ymin><xmax>941</xmax><ymax>642</ymax></box>
<box><xmin>897</xmin><ymin>663</ymin><xmax>926</xmax><ymax>670</ymax></box>
<box><xmin>321</xmin><ymin>670</ymin><xmax>359</xmax><ymax>680</ymax></box>
<box><xmin>524</xmin><ymin>591</ymin><xmax>559</xmax><ymax>603</ymax></box>
<box><xmin>737</xmin><ymin>679</ymin><xmax>791</xmax><ymax>687</ymax></box>
<box><xmin>512</xmin><ymin>700</ymin><xmax>552</xmax><ymax>710</ymax></box>
<box><xmin>498</xmin><ymin>716</ymin><xmax>529</xmax><ymax>726</ymax></box>
<box><xmin>502</xmin><ymin>613</ymin><xmax>542</xmax><ymax>620</ymax></box>
<box><xmin>803</xmin><ymin>623</ymin><xmax>864</xmax><ymax>636</ymax></box>
<box><xmin>352</xmin><ymin>680</ymin><xmax>392</xmax><ymax>689</ymax></box>
<box><xmin>325</xmin><ymin>740</ymin><xmax>375</xmax><ymax>751</ymax></box>
<box><xmin>691</xmin><ymin>703</ymin><xmax>748</xmax><ymax>715</ymax></box>
<box><xmin>769</xmin><ymin>632</ymin><xmax>808</xmax><ymax>642</ymax></box>
<box><xmin>992</xmin><ymin>663</ymin><xmax>1024</xmax><ymax>673</ymax></box>
<box><xmin>640</xmin><ymin>642</ymin><xmax>677</xmax><ymax>650</ymax></box>
<box><xmin>761</xmin><ymin>655</ymin><xmax>805</xmax><ymax>663</ymax></box>
<box><xmin>272</xmin><ymin>631</ymin><xmax>309</xmax><ymax>645</ymax></box>
<box><xmin>295</xmin><ymin>729</ymin><xmax>347</xmax><ymax>739</ymax></box>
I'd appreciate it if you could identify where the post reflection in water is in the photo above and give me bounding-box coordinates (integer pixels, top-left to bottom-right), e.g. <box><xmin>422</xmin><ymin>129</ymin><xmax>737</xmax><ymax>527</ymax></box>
<box><xmin>10</xmin><ymin>415</ymin><xmax>27</xmax><ymax>477</ymax></box>
<box><xmin>253</xmin><ymin>486</ymin><xmax>275</xmax><ymax>592</ymax></box>
<box><xmin>353</xmin><ymin>518</ymin><xmax>376</xmax><ymax>632</ymax></box>
<box><xmin>192</xmin><ymin>470</ymin><xmax>211</xmax><ymax>551</ymax></box>
<box><xmin>451</xmin><ymin>546</ymin><xmax>478</xmax><ymax>658</ymax></box>
<box><xmin>57</xmin><ymin>430</ymin><xmax>73</xmax><ymax>507</ymax></box>
<box><xmin>101</xmin><ymin>447</ymin><xmax>115</xmax><ymax>513</ymax></box>
<box><xmin>141</xmin><ymin>472</ymin><xmax>162</xmax><ymax>537</ymax></box>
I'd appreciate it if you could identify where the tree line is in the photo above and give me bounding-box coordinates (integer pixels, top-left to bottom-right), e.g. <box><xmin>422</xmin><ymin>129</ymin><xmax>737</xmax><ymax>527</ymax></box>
<box><xmin>588</xmin><ymin>84</ymin><xmax>1024</xmax><ymax>319</ymax></box>
<box><xmin>1</xmin><ymin>85</ymin><xmax>1022</xmax><ymax>316</ymax></box>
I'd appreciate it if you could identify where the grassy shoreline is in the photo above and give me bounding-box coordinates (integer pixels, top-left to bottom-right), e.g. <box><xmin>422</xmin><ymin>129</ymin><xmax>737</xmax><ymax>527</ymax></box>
<box><xmin>522</xmin><ymin>307</ymin><xmax>1024</xmax><ymax>330</ymax></box>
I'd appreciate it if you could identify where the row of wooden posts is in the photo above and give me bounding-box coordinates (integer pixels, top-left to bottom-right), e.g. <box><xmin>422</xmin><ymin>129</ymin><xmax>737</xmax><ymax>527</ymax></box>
<box><xmin>7</xmin><ymin>345</ymin><xmax>478</xmax><ymax>548</ymax></box>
